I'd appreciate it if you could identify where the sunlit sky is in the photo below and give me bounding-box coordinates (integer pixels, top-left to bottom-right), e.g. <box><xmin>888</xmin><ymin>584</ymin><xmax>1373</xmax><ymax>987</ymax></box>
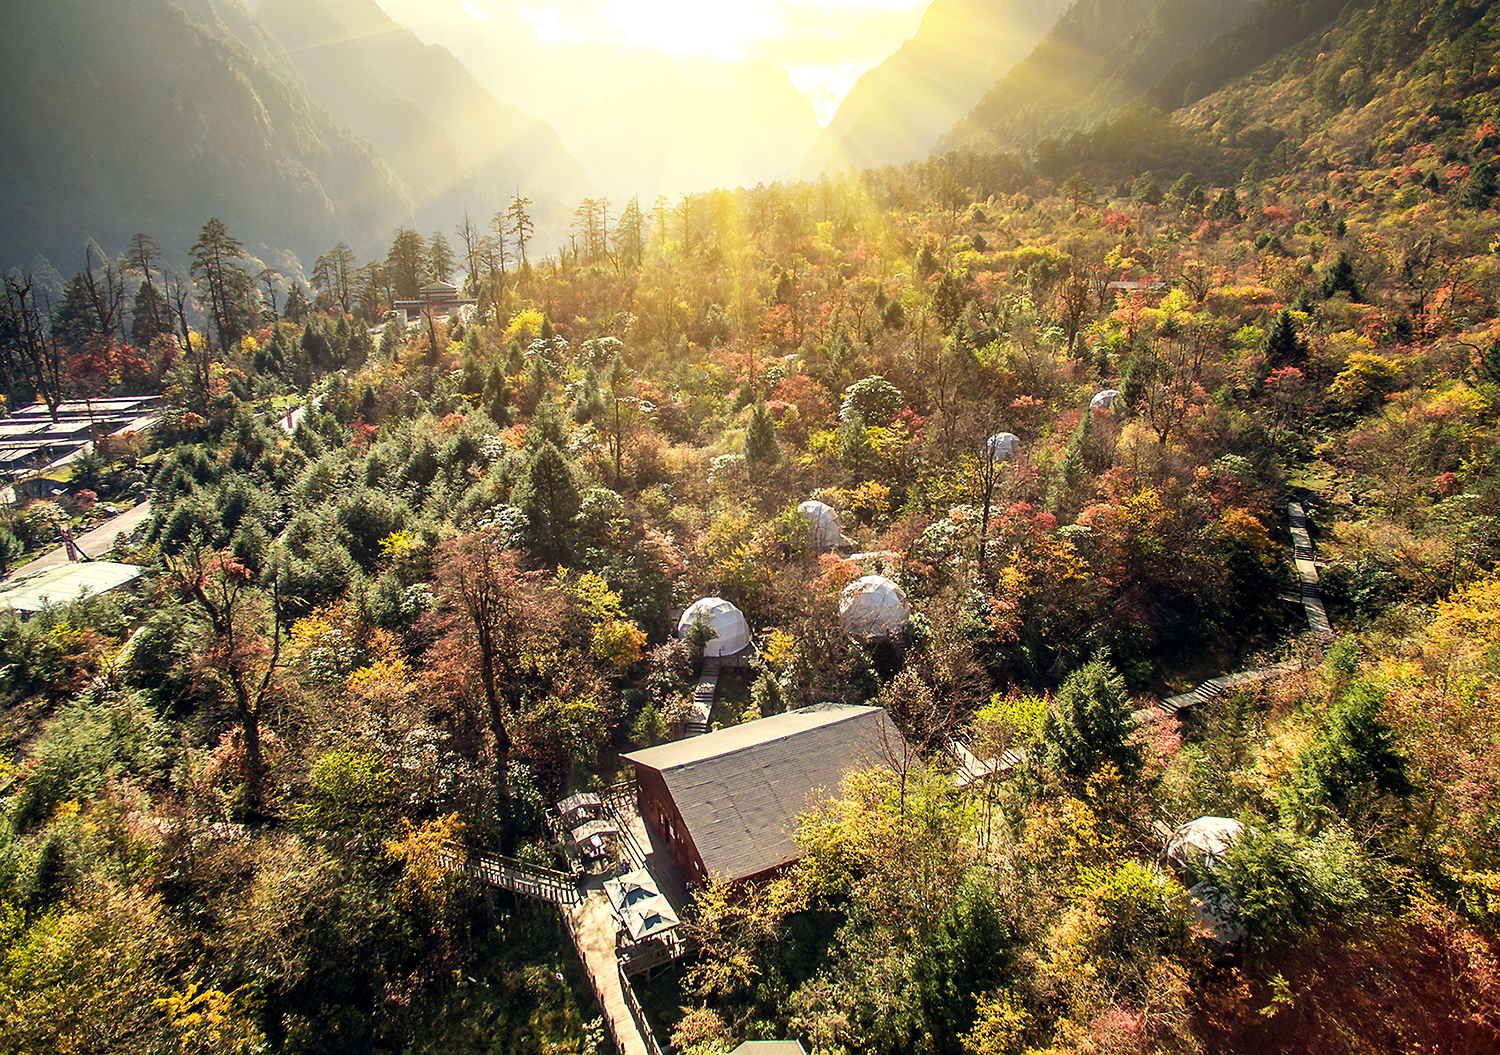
<box><xmin>443</xmin><ymin>0</ymin><xmax>931</xmax><ymax>123</ymax></box>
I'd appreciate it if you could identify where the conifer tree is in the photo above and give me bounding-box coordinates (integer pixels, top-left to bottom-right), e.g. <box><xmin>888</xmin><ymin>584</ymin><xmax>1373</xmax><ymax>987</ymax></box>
<box><xmin>1040</xmin><ymin>655</ymin><xmax>1141</xmax><ymax>784</ymax></box>
<box><xmin>744</xmin><ymin>398</ymin><xmax>779</xmax><ymax>471</ymax></box>
<box><xmin>1263</xmin><ymin>308</ymin><xmax>1306</xmax><ymax>367</ymax></box>
<box><xmin>514</xmin><ymin>441</ymin><xmax>580</xmax><ymax>566</ymax></box>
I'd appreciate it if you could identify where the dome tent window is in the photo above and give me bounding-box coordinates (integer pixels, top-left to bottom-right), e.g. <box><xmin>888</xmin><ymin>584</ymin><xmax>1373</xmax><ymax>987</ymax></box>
<box><xmin>678</xmin><ymin>596</ymin><xmax>751</xmax><ymax>657</ymax></box>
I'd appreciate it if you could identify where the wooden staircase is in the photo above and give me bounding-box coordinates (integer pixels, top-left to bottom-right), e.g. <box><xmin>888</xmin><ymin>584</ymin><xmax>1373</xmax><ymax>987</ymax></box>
<box><xmin>686</xmin><ymin>654</ymin><xmax>720</xmax><ymax>736</ymax></box>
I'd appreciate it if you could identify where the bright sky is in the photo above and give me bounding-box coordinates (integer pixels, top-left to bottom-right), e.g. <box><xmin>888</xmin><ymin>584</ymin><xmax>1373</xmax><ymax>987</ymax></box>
<box><xmin>450</xmin><ymin>0</ymin><xmax>931</xmax><ymax>123</ymax></box>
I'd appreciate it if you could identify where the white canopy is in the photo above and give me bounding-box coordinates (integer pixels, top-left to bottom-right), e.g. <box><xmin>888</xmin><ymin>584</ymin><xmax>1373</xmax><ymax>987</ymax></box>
<box><xmin>1091</xmin><ymin>389</ymin><xmax>1121</xmax><ymax>409</ymax></box>
<box><xmin>604</xmin><ymin>868</ymin><xmax>681</xmax><ymax>942</ymax></box>
<box><xmin>797</xmin><ymin>500</ymin><xmax>843</xmax><ymax>549</ymax></box>
<box><xmin>838</xmin><ymin>575</ymin><xmax>910</xmax><ymax>640</ymax></box>
<box><xmin>678</xmin><ymin>596</ymin><xmax>751</xmax><ymax>657</ymax></box>
<box><xmin>987</xmin><ymin>432</ymin><xmax>1021</xmax><ymax>461</ymax></box>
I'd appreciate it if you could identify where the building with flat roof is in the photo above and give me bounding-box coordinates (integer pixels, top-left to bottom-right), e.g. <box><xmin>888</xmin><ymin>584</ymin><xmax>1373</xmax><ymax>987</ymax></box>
<box><xmin>620</xmin><ymin>704</ymin><xmax>909</xmax><ymax>884</ymax></box>
<box><xmin>392</xmin><ymin>281</ymin><xmax>477</xmax><ymax>324</ymax></box>
<box><xmin>0</xmin><ymin>561</ymin><xmax>145</xmax><ymax>614</ymax></box>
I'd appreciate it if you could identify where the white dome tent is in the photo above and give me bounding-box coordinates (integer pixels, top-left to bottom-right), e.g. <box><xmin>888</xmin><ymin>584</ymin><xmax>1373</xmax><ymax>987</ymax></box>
<box><xmin>986</xmin><ymin>432</ymin><xmax>1021</xmax><ymax>462</ymax></box>
<box><xmin>678</xmin><ymin>596</ymin><xmax>751</xmax><ymax>657</ymax></box>
<box><xmin>1159</xmin><ymin>816</ymin><xmax>1247</xmax><ymax>945</ymax></box>
<box><xmin>838</xmin><ymin>575</ymin><xmax>911</xmax><ymax>641</ymax></box>
<box><xmin>1091</xmin><ymin>389</ymin><xmax>1121</xmax><ymax>409</ymax></box>
<box><xmin>797</xmin><ymin>500</ymin><xmax>844</xmax><ymax>549</ymax></box>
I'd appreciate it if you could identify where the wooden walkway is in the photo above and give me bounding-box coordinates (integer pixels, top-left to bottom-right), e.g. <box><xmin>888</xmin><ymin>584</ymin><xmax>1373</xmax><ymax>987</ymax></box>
<box><xmin>566</xmin><ymin>894</ymin><xmax>662</xmax><ymax>1055</ymax></box>
<box><xmin>1130</xmin><ymin>661</ymin><xmax>1300</xmax><ymax>725</ymax></box>
<box><xmin>1288</xmin><ymin>501</ymin><xmax>1333</xmax><ymax>637</ymax></box>
<box><xmin>686</xmin><ymin>654</ymin><xmax>719</xmax><ymax>736</ymax></box>
<box><xmin>953</xmin><ymin>500</ymin><xmax>1337</xmax><ymax>779</ymax></box>
<box><xmin>445</xmin><ymin>849</ymin><xmax>581</xmax><ymax>906</ymax></box>
<box><xmin>441</xmin><ymin>849</ymin><xmax>661</xmax><ymax>1055</ymax></box>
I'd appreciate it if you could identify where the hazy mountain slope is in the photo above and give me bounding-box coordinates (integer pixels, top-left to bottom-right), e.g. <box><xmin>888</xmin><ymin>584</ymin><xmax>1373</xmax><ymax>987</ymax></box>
<box><xmin>1166</xmin><ymin>0</ymin><xmax>1497</xmax><ymax>179</ymax></box>
<box><xmin>939</xmin><ymin>0</ymin><xmax>1258</xmax><ymax>159</ymax></box>
<box><xmin>255</xmin><ymin>0</ymin><xmax>483</xmax><ymax>223</ymax></box>
<box><xmin>799</xmin><ymin>0</ymin><xmax>1073</xmax><ymax>177</ymax></box>
<box><xmin>0</xmin><ymin>0</ymin><xmax>414</xmax><ymax>271</ymax></box>
<box><xmin>1145</xmin><ymin>0</ymin><xmax>1347</xmax><ymax>112</ymax></box>
<box><xmin>173</xmin><ymin>0</ymin><xmax>301</xmax><ymax>78</ymax></box>
<box><xmin>258</xmin><ymin>0</ymin><xmax>588</xmax><ymax>228</ymax></box>
<box><xmin>356</xmin><ymin>0</ymin><xmax>822</xmax><ymax>204</ymax></box>
<box><xmin>522</xmin><ymin>50</ymin><xmax>822</xmax><ymax>200</ymax></box>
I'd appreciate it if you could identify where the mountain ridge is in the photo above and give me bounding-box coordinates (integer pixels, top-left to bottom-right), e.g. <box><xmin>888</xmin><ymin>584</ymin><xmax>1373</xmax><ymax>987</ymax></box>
<box><xmin>0</xmin><ymin>0</ymin><xmax>415</xmax><ymax>272</ymax></box>
<box><xmin>798</xmin><ymin>0</ymin><xmax>1073</xmax><ymax>178</ymax></box>
<box><xmin>939</xmin><ymin>0</ymin><xmax>1261</xmax><ymax>161</ymax></box>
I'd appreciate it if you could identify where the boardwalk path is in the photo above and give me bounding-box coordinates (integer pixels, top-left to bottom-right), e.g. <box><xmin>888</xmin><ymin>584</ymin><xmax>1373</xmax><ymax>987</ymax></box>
<box><xmin>1288</xmin><ymin>500</ymin><xmax>1333</xmax><ymax>637</ymax></box>
<box><xmin>443</xmin><ymin>849</ymin><xmax>660</xmax><ymax>1055</ymax></box>
<box><xmin>686</xmin><ymin>655</ymin><xmax>720</xmax><ymax>736</ymax></box>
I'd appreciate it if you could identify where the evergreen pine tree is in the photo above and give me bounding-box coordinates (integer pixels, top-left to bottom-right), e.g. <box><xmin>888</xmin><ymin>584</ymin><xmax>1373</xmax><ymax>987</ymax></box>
<box><xmin>1040</xmin><ymin>655</ymin><xmax>1142</xmax><ymax>784</ymax></box>
<box><xmin>1047</xmin><ymin>411</ymin><xmax>1091</xmax><ymax>513</ymax></box>
<box><xmin>514</xmin><ymin>441</ymin><xmax>580</xmax><ymax>566</ymax></box>
<box><xmin>1320</xmin><ymin>251</ymin><xmax>1363</xmax><ymax>300</ymax></box>
<box><xmin>1263</xmin><ymin>309</ymin><xmax>1306</xmax><ymax>367</ymax></box>
<box><xmin>744</xmin><ymin>398</ymin><xmax>779</xmax><ymax>472</ymax></box>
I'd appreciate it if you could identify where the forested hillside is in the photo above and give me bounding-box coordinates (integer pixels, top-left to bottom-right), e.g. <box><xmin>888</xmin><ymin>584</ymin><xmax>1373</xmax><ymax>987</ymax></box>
<box><xmin>939</xmin><ymin>0</ymin><xmax>1260</xmax><ymax>160</ymax></box>
<box><xmin>2</xmin><ymin>0</ymin><xmax>1500</xmax><ymax>1052</ymax></box>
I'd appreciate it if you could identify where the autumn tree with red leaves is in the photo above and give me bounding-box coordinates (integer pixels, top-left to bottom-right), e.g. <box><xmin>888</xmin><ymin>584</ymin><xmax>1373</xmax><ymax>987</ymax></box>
<box><xmin>165</xmin><ymin>549</ymin><xmax>282</xmax><ymax>819</ymax></box>
<box><xmin>422</xmin><ymin>530</ymin><xmax>566</xmax><ymax>804</ymax></box>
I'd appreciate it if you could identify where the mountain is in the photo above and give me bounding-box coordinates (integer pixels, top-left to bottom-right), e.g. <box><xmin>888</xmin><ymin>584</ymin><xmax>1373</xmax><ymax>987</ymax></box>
<box><xmin>0</xmin><ymin>0</ymin><xmax>414</xmax><ymax>272</ymax></box>
<box><xmin>939</xmin><ymin>0</ymin><xmax>1260</xmax><ymax>160</ymax></box>
<box><xmin>798</xmin><ymin>0</ymin><xmax>1074</xmax><ymax>178</ymax></box>
<box><xmin>255</xmin><ymin>0</ymin><xmax>589</xmax><ymax>234</ymax></box>
<box><xmin>1145</xmin><ymin>0</ymin><xmax>1349</xmax><ymax>113</ymax></box>
<box><xmin>362</xmin><ymin>0</ymin><xmax>823</xmax><ymax>205</ymax></box>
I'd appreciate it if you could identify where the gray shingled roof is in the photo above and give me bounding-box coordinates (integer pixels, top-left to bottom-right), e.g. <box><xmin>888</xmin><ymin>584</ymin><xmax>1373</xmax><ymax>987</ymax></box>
<box><xmin>621</xmin><ymin>703</ymin><xmax>908</xmax><ymax>883</ymax></box>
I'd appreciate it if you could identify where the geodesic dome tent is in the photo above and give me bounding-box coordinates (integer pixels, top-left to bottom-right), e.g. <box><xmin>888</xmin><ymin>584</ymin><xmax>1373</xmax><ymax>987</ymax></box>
<box><xmin>1160</xmin><ymin>816</ymin><xmax>1244</xmax><ymax>887</ymax></box>
<box><xmin>986</xmin><ymin>432</ymin><xmax>1021</xmax><ymax>462</ymax></box>
<box><xmin>678</xmin><ymin>596</ymin><xmax>752</xmax><ymax>657</ymax></box>
<box><xmin>1091</xmin><ymin>389</ymin><xmax>1121</xmax><ymax>409</ymax></box>
<box><xmin>1160</xmin><ymin>816</ymin><xmax>1247</xmax><ymax>945</ymax></box>
<box><xmin>798</xmin><ymin>500</ymin><xmax>844</xmax><ymax>549</ymax></box>
<box><xmin>838</xmin><ymin>575</ymin><xmax>910</xmax><ymax>641</ymax></box>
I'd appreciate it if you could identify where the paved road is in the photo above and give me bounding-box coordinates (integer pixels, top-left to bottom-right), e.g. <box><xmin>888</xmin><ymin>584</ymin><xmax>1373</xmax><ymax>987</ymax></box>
<box><xmin>4</xmin><ymin>501</ymin><xmax>154</xmax><ymax>580</ymax></box>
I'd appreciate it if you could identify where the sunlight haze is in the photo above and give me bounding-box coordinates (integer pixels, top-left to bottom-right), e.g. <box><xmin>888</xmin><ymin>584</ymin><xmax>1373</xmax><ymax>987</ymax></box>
<box><xmin>408</xmin><ymin>0</ymin><xmax>930</xmax><ymax>124</ymax></box>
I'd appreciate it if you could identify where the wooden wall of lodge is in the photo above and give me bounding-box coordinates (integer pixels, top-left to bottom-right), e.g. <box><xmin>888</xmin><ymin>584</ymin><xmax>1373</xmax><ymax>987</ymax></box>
<box><xmin>633</xmin><ymin>766</ymin><xmax>709</xmax><ymax>885</ymax></box>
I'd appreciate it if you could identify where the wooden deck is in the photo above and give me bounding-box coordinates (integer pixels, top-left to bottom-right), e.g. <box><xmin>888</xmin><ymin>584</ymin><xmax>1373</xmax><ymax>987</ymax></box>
<box><xmin>441</xmin><ymin>848</ymin><xmax>662</xmax><ymax>1055</ymax></box>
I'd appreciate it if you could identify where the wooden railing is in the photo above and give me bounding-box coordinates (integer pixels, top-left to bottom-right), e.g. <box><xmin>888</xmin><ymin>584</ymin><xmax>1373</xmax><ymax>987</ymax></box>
<box><xmin>441</xmin><ymin>846</ymin><xmax>581</xmax><ymax>906</ymax></box>
<box><xmin>617</xmin><ymin>965</ymin><xmax>667</xmax><ymax>1055</ymax></box>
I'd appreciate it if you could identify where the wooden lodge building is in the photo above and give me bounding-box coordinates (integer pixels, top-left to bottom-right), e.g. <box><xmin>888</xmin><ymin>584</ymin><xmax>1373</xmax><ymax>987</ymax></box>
<box><xmin>392</xmin><ymin>281</ymin><xmax>477</xmax><ymax>325</ymax></box>
<box><xmin>620</xmin><ymin>704</ymin><xmax>908</xmax><ymax>884</ymax></box>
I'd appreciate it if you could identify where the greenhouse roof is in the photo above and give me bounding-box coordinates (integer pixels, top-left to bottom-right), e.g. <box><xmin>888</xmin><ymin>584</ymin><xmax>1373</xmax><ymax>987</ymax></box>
<box><xmin>0</xmin><ymin>561</ymin><xmax>145</xmax><ymax>614</ymax></box>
